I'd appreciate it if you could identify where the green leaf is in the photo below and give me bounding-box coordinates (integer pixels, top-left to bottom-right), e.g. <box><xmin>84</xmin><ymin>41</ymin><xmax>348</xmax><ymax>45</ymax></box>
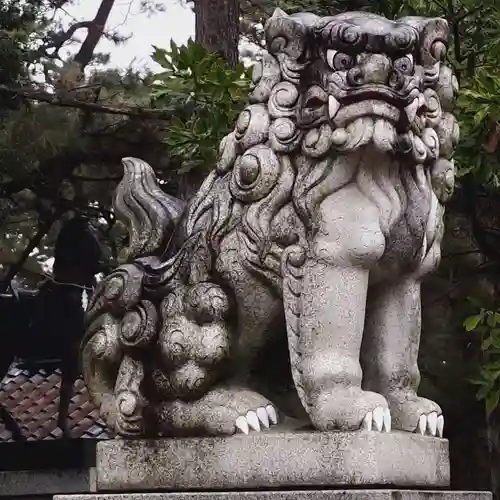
<box><xmin>464</xmin><ymin>314</ymin><xmax>483</xmax><ymax>331</ymax></box>
<box><xmin>151</xmin><ymin>45</ymin><xmax>172</xmax><ymax>69</ymax></box>
<box><xmin>487</xmin><ymin>312</ymin><xmax>498</xmax><ymax>328</ymax></box>
<box><xmin>482</xmin><ymin>336</ymin><xmax>494</xmax><ymax>350</ymax></box>
<box><xmin>486</xmin><ymin>389</ymin><xmax>500</xmax><ymax>415</ymax></box>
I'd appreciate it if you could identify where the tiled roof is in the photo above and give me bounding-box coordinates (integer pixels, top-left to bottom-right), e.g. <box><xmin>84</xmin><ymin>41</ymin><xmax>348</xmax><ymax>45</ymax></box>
<box><xmin>0</xmin><ymin>362</ymin><xmax>111</xmax><ymax>442</ymax></box>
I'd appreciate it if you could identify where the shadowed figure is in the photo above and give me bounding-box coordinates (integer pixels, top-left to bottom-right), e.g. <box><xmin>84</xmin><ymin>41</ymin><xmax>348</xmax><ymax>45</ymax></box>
<box><xmin>0</xmin><ymin>216</ymin><xmax>102</xmax><ymax>440</ymax></box>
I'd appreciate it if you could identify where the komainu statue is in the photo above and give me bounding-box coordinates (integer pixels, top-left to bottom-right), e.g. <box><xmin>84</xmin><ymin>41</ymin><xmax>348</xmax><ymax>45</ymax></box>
<box><xmin>82</xmin><ymin>9</ymin><xmax>459</xmax><ymax>439</ymax></box>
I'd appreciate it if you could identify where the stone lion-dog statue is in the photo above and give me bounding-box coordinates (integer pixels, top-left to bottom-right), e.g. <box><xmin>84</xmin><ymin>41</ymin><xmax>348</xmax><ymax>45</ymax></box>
<box><xmin>82</xmin><ymin>8</ymin><xmax>458</xmax><ymax>439</ymax></box>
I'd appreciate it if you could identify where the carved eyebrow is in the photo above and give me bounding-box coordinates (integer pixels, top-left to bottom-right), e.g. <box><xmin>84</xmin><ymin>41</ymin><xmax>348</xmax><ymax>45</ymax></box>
<box><xmin>382</xmin><ymin>27</ymin><xmax>418</xmax><ymax>54</ymax></box>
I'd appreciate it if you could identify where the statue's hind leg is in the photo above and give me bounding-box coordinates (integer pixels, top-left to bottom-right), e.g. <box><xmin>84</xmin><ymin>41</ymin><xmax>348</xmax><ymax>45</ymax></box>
<box><xmin>361</xmin><ymin>277</ymin><xmax>443</xmax><ymax>436</ymax></box>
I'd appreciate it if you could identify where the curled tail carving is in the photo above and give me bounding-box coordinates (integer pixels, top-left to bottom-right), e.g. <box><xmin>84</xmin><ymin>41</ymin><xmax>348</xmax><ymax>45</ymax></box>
<box><xmin>114</xmin><ymin>157</ymin><xmax>185</xmax><ymax>263</ymax></box>
<box><xmin>82</xmin><ymin>158</ymin><xmax>186</xmax><ymax>436</ymax></box>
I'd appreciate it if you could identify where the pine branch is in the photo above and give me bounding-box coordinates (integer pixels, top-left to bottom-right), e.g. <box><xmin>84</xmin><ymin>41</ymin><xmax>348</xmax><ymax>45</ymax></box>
<box><xmin>71</xmin><ymin>174</ymin><xmax>122</xmax><ymax>182</ymax></box>
<box><xmin>0</xmin><ymin>85</ymin><xmax>175</xmax><ymax>120</ymax></box>
<box><xmin>41</xmin><ymin>21</ymin><xmax>93</xmax><ymax>58</ymax></box>
<box><xmin>0</xmin><ymin>214</ymin><xmax>60</xmax><ymax>292</ymax></box>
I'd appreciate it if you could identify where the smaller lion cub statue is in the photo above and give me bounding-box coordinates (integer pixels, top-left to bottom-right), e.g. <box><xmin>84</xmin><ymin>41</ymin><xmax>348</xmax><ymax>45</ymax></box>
<box><xmin>82</xmin><ymin>9</ymin><xmax>458</xmax><ymax>439</ymax></box>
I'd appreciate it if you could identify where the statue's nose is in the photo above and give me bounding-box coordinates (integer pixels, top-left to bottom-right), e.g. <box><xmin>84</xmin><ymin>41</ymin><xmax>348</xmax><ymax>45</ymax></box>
<box><xmin>347</xmin><ymin>54</ymin><xmax>392</xmax><ymax>86</ymax></box>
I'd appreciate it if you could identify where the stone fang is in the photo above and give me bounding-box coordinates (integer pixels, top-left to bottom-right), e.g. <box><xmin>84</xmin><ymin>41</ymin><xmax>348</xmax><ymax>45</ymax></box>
<box><xmin>405</xmin><ymin>97</ymin><xmax>420</xmax><ymax>123</ymax></box>
<box><xmin>328</xmin><ymin>95</ymin><xmax>340</xmax><ymax>120</ymax></box>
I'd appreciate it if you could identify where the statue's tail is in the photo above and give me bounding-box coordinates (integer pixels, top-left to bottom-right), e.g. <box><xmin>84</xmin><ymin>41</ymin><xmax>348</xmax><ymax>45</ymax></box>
<box><xmin>82</xmin><ymin>158</ymin><xmax>185</xmax><ymax>436</ymax></box>
<box><xmin>114</xmin><ymin>157</ymin><xmax>185</xmax><ymax>263</ymax></box>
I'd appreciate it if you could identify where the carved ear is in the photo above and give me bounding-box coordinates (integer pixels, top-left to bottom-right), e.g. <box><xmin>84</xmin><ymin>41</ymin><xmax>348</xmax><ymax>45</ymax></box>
<box><xmin>264</xmin><ymin>8</ymin><xmax>311</xmax><ymax>60</ymax></box>
<box><xmin>271</xmin><ymin>7</ymin><xmax>289</xmax><ymax>19</ymax></box>
<box><xmin>400</xmin><ymin>17</ymin><xmax>449</xmax><ymax>66</ymax></box>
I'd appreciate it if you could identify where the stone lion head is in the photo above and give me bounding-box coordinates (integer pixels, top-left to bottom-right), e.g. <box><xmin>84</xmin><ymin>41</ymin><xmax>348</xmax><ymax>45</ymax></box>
<box><xmin>249</xmin><ymin>9</ymin><xmax>459</xmax><ymax>165</ymax></box>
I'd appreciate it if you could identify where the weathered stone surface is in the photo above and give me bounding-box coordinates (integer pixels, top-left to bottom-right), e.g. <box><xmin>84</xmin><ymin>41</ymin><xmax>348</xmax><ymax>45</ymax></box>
<box><xmin>95</xmin><ymin>432</ymin><xmax>450</xmax><ymax>492</ymax></box>
<box><xmin>55</xmin><ymin>490</ymin><xmax>492</xmax><ymax>500</ymax></box>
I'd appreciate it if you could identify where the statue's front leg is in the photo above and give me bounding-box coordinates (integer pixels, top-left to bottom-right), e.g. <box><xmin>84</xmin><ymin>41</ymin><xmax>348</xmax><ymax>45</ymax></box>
<box><xmin>362</xmin><ymin>277</ymin><xmax>443</xmax><ymax>437</ymax></box>
<box><xmin>285</xmin><ymin>185</ymin><xmax>389</xmax><ymax>432</ymax></box>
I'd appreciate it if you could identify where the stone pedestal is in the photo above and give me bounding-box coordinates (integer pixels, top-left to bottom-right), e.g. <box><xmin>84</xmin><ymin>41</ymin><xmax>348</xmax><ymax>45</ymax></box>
<box><xmin>55</xmin><ymin>492</ymin><xmax>491</xmax><ymax>500</ymax></box>
<box><xmin>54</xmin><ymin>432</ymin><xmax>492</xmax><ymax>500</ymax></box>
<box><xmin>94</xmin><ymin>431</ymin><xmax>450</xmax><ymax>491</ymax></box>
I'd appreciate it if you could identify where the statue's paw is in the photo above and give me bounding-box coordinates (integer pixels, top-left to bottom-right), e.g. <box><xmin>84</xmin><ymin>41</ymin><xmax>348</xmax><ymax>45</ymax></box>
<box><xmin>202</xmin><ymin>387</ymin><xmax>279</xmax><ymax>435</ymax></box>
<box><xmin>414</xmin><ymin>412</ymin><xmax>444</xmax><ymax>438</ymax></box>
<box><xmin>310</xmin><ymin>388</ymin><xmax>389</xmax><ymax>432</ymax></box>
<box><xmin>153</xmin><ymin>387</ymin><xmax>279</xmax><ymax>437</ymax></box>
<box><xmin>235</xmin><ymin>405</ymin><xmax>278</xmax><ymax>434</ymax></box>
<box><xmin>360</xmin><ymin>406</ymin><xmax>392</xmax><ymax>432</ymax></box>
<box><xmin>386</xmin><ymin>393</ymin><xmax>443</xmax><ymax>437</ymax></box>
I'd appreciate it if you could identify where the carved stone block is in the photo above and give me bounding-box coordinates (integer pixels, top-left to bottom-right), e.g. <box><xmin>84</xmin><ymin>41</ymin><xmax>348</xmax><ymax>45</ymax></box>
<box><xmin>94</xmin><ymin>432</ymin><xmax>450</xmax><ymax>491</ymax></box>
<box><xmin>55</xmin><ymin>493</ymin><xmax>492</xmax><ymax>500</ymax></box>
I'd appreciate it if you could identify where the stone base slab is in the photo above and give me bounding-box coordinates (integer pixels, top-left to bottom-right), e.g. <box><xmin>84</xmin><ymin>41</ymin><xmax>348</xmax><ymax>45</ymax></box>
<box><xmin>96</xmin><ymin>431</ymin><xmax>450</xmax><ymax>491</ymax></box>
<box><xmin>55</xmin><ymin>490</ymin><xmax>492</xmax><ymax>500</ymax></box>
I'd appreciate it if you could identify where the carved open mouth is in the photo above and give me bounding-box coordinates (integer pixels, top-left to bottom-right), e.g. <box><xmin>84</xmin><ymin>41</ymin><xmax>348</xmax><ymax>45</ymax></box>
<box><xmin>300</xmin><ymin>85</ymin><xmax>425</xmax><ymax>130</ymax></box>
<box><xmin>330</xmin><ymin>98</ymin><xmax>400</xmax><ymax>127</ymax></box>
<box><xmin>329</xmin><ymin>89</ymin><xmax>426</xmax><ymax>130</ymax></box>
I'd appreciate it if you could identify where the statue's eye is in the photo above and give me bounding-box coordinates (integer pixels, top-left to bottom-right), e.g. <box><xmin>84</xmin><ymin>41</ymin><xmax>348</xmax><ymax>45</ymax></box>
<box><xmin>326</xmin><ymin>49</ymin><xmax>354</xmax><ymax>71</ymax></box>
<box><xmin>394</xmin><ymin>55</ymin><xmax>414</xmax><ymax>74</ymax></box>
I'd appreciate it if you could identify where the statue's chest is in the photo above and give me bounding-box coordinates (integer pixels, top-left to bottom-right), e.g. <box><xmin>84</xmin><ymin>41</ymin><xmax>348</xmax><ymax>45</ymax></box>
<box><xmin>357</xmin><ymin>161</ymin><xmax>442</xmax><ymax>279</ymax></box>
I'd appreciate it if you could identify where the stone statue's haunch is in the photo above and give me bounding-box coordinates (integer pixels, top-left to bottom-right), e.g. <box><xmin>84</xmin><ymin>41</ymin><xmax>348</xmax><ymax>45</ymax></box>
<box><xmin>82</xmin><ymin>9</ymin><xmax>459</xmax><ymax>439</ymax></box>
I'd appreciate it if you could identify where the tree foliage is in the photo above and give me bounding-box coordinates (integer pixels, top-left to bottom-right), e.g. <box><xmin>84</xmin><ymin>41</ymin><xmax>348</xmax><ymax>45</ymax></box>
<box><xmin>0</xmin><ymin>0</ymin><xmax>172</xmax><ymax>288</ymax></box>
<box><xmin>151</xmin><ymin>40</ymin><xmax>250</xmax><ymax>175</ymax></box>
<box><xmin>0</xmin><ymin>0</ymin><xmax>252</xmax><ymax>290</ymax></box>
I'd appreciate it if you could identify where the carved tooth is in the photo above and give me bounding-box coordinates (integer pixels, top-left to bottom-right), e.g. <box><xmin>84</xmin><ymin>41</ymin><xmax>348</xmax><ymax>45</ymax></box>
<box><xmin>404</xmin><ymin>97</ymin><xmax>419</xmax><ymax>123</ymax></box>
<box><xmin>417</xmin><ymin>414</ymin><xmax>426</xmax><ymax>435</ymax></box>
<box><xmin>256</xmin><ymin>407</ymin><xmax>270</xmax><ymax>428</ymax></box>
<box><xmin>437</xmin><ymin>415</ymin><xmax>444</xmax><ymax>438</ymax></box>
<box><xmin>427</xmin><ymin>412</ymin><xmax>438</xmax><ymax>437</ymax></box>
<box><xmin>266</xmin><ymin>405</ymin><xmax>278</xmax><ymax>425</ymax></box>
<box><xmin>383</xmin><ymin>408</ymin><xmax>391</xmax><ymax>433</ymax></box>
<box><xmin>362</xmin><ymin>412</ymin><xmax>372</xmax><ymax>431</ymax></box>
<box><xmin>418</xmin><ymin>93</ymin><xmax>426</xmax><ymax>109</ymax></box>
<box><xmin>235</xmin><ymin>416</ymin><xmax>249</xmax><ymax>435</ymax></box>
<box><xmin>373</xmin><ymin>406</ymin><xmax>384</xmax><ymax>432</ymax></box>
<box><xmin>328</xmin><ymin>95</ymin><xmax>340</xmax><ymax>120</ymax></box>
<box><xmin>246</xmin><ymin>410</ymin><xmax>261</xmax><ymax>431</ymax></box>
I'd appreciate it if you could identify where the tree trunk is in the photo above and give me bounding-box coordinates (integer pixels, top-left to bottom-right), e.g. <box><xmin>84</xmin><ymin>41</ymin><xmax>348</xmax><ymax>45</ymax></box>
<box><xmin>194</xmin><ymin>0</ymin><xmax>239</xmax><ymax>68</ymax></box>
<box><xmin>74</xmin><ymin>0</ymin><xmax>115</xmax><ymax>70</ymax></box>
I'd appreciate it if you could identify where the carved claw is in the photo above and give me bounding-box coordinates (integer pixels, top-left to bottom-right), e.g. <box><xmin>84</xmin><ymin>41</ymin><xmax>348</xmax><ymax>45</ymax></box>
<box><xmin>246</xmin><ymin>410</ymin><xmax>260</xmax><ymax>431</ymax></box>
<box><xmin>383</xmin><ymin>407</ymin><xmax>391</xmax><ymax>432</ymax></box>
<box><xmin>361</xmin><ymin>406</ymin><xmax>391</xmax><ymax>432</ymax></box>
<box><xmin>415</xmin><ymin>412</ymin><xmax>444</xmax><ymax>437</ymax></box>
<box><xmin>266</xmin><ymin>404</ymin><xmax>278</xmax><ymax>425</ymax></box>
<box><xmin>437</xmin><ymin>414</ymin><xmax>444</xmax><ymax>437</ymax></box>
<box><xmin>256</xmin><ymin>407</ymin><xmax>269</xmax><ymax>428</ymax></box>
<box><xmin>235</xmin><ymin>416</ymin><xmax>249</xmax><ymax>435</ymax></box>
<box><xmin>235</xmin><ymin>405</ymin><xmax>278</xmax><ymax>434</ymax></box>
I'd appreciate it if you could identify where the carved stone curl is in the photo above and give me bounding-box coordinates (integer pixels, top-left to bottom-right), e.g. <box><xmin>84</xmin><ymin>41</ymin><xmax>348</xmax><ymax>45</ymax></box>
<box><xmin>82</xmin><ymin>9</ymin><xmax>459</xmax><ymax>440</ymax></box>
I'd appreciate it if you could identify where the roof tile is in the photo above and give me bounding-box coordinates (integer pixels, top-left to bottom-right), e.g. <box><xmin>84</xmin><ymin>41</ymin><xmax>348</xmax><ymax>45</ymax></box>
<box><xmin>0</xmin><ymin>362</ymin><xmax>112</xmax><ymax>442</ymax></box>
